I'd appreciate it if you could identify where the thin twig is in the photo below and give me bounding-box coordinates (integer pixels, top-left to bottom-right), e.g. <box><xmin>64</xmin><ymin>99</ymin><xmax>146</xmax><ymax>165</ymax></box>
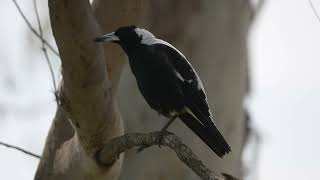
<box><xmin>33</xmin><ymin>0</ymin><xmax>58</xmax><ymax>101</ymax></box>
<box><xmin>308</xmin><ymin>0</ymin><xmax>320</xmax><ymax>23</ymax></box>
<box><xmin>0</xmin><ymin>141</ymin><xmax>41</xmax><ymax>159</ymax></box>
<box><xmin>97</xmin><ymin>131</ymin><xmax>238</xmax><ymax>180</ymax></box>
<box><xmin>12</xmin><ymin>0</ymin><xmax>60</xmax><ymax>57</ymax></box>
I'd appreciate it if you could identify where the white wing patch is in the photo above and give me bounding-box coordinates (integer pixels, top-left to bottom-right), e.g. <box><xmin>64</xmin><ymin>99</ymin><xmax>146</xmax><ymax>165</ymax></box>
<box><xmin>135</xmin><ymin>28</ymin><xmax>204</xmax><ymax>90</ymax></box>
<box><xmin>175</xmin><ymin>71</ymin><xmax>193</xmax><ymax>83</ymax></box>
<box><xmin>175</xmin><ymin>71</ymin><xmax>185</xmax><ymax>81</ymax></box>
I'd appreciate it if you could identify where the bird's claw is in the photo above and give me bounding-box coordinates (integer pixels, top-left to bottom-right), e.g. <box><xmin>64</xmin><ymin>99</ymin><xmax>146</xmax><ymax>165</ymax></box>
<box><xmin>157</xmin><ymin>131</ymin><xmax>166</xmax><ymax>148</ymax></box>
<box><xmin>157</xmin><ymin>130</ymin><xmax>174</xmax><ymax>148</ymax></box>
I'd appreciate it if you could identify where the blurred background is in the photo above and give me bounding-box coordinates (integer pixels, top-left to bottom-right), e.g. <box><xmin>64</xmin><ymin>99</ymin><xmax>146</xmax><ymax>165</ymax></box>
<box><xmin>0</xmin><ymin>0</ymin><xmax>320</xmax><ymax>179</ymax></box>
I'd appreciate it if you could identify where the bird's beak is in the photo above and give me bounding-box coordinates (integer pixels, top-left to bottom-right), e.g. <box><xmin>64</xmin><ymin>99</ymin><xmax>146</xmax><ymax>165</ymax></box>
<box><xmin>94</xmin><ymin>32</ymin><xmax>120</xmax><ymax>42</ymax></box>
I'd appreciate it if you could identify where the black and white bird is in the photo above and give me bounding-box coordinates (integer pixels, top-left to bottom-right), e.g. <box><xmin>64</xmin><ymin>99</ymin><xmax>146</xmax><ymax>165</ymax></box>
<box><xmin>95</xmin><ymin>25</ymin><xmax>231</xmax><ymax>157</ymax></box>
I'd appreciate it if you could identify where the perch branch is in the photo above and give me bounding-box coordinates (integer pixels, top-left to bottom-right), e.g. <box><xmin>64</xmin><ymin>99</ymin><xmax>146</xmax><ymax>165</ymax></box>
<box><xmin>0</xmin><ymin>141</ymin><xmax>41</xmax><ymax>159</ymax></box>
<box><xmin>97</xmin><ymin>131</ymin><xmax>238</xmax><ymax>180</ymax></box>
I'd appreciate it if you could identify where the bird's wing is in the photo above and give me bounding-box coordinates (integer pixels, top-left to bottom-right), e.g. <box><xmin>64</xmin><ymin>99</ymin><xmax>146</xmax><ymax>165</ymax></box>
<box><xmin>150</xmin><ymin>42</ymin><xmax>211</xmax><ymax>120</ymax></box>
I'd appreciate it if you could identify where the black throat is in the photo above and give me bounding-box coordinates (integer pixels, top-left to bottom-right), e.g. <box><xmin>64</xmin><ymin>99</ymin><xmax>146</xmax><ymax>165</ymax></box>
<box><xmin>117</xmin><ymin>40</ymin><xmax>142</xmax><ymax>55</ymax></box>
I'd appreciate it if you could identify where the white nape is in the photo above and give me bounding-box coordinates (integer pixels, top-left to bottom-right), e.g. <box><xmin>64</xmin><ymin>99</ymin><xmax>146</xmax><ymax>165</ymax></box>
<box><xmin>134</xmin><ymin>28</ymin><xmax>204</xmax><ymax>91</ymax></box>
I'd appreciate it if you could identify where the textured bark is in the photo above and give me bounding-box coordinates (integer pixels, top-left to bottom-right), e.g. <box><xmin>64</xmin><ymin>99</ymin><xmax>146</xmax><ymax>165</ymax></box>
<box><xmin>96</xmin><ymin>131</ymin><xmax>231</xmax><ymax>180</ymax></box>
<box><xmin>35</xmin><ymin>0</ymin><xmax>143</xmax><ymax>179</ymax></box>
<box><xmin>118</xmin><ymin>0</ymin><xmax>252</xmax><ymax>179</ymax></box>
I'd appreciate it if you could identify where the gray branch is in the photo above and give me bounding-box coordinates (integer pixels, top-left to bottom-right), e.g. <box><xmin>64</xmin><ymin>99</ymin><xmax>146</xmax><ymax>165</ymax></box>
<box><xmin>308</xmin><ymin>0</ymin><xmax>320</xmax><ymax>23</ymax></box>
<box><xmin>32</xmin><ymin>0</ymin><xmax>58</xmax><ymax>98</ymax></box>
<box><xmin>0</xmin><ymin>141</ymin><xmax>41</xmax><ymax>159</ymax></box>
<box><xmin>12</xmin><ymin>0</ymin><xmax>59</xmax><ymax>56</ymax></box>
<box><xmin>97</xmin><ymin>131</ymin><xmax>238</xmax><ymax>180</ymax></box>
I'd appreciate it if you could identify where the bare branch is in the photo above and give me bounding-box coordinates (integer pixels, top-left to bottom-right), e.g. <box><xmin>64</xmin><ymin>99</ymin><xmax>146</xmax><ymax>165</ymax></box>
<box><xmin>97</xmin><ymin>131</ymin><xmax>238</xmax><ymax>180</ymax></box>
<box><xmin>307</xmin><ymin>0</ymin><xmax>320</xmax><ymax>23</ymax></box>
<box><xmin>0</xmin><ymin>141</ymin><xmax>41</xmax><ymax>159</ymax></box>
<box><xmin>33</xmin><ymin>0</ymin><xmax>58</xmax><ymax>100</ymax></box>
<box><xmin>12</xmin><ymin>0</ymin><xmax>60</xmax><ymax>57</ymax></box>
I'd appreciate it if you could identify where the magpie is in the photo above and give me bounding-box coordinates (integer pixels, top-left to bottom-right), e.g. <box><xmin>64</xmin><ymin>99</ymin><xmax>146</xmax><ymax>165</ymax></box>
<box><xmin>94</xmin><ymin>25</ymin><xmax>231</xmax><ymax>157</ymax></box>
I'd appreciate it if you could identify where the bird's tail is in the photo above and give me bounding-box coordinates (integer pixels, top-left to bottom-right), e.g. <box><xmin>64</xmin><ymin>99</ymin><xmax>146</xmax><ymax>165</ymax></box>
<box><xmin>179</xmin><ymin>113</ymin><xmax>231</xmax><ymax>157</ymax></box>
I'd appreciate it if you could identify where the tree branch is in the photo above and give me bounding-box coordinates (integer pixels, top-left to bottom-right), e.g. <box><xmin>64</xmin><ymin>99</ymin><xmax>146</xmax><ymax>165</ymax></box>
<box><xmin>0</xmin><ymin>141</ymin><xmax>41</xmax><ymax>159</ymax></box>
<box><xmin>307</xmin><ymin>0</ymin><xmax>320</xmax><ymax>23</ymax></box>
<box><xmin>96</xmin><ymin>131</ymin><xmax>238</xmax><ymax>180</ymax></box>
<box><xmin>33</xmin><ymin>0</ymin><xmax>58</xmax><ymax>100</ymax></box>
<box><xmin>12</xmin><ymin>0</ymin><xmax>60</xmax><ymax>56</ymax></box>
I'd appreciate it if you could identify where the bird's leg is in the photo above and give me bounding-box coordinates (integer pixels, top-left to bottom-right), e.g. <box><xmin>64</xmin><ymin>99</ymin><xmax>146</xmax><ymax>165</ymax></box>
<box><xmin>157</xmin><ymin>116</ymin><xmax>177</xmax><ymax>147</ymax></box>
<box><xmin>160</xmin><ymin>116</ymin><xmax>176</xmax><ymax>132</ymax></box>
<box><xmin>136</xmin><ymin>115</ymin><xmax>177</xmax><ymax>153</ymax></box>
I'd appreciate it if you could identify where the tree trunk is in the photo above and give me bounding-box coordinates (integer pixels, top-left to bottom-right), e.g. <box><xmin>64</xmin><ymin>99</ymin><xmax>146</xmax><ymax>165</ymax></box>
<box><xmin>35</xmin><ymin>0</ymin><xmax>143</xmax><ymax>179</ymax></box>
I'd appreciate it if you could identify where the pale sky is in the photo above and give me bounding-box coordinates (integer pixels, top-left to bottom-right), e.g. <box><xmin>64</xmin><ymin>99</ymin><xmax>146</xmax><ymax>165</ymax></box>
<box><xmin>0</xmin><ymin>0</ymin><xmax>319</xmax><ymax>179</ymax></box>
<box><xmin>248</xmin><ymin>0</ymin><xmax>320</xmax><ymax>179</ymax></box>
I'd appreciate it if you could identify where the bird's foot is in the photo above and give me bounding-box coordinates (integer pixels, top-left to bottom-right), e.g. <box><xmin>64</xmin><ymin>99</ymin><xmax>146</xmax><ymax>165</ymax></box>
<box><xmin>157</xmin><ymin>130</ymin><xmax>169</xmax><ymax>148</ymax></box>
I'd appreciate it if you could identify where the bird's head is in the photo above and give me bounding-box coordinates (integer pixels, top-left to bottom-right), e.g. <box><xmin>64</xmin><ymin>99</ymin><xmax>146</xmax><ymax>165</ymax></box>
<box><xmin>94</xmin><ymin>25</ymin><xmax>155</xmax><ymax>52</ymax></box>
